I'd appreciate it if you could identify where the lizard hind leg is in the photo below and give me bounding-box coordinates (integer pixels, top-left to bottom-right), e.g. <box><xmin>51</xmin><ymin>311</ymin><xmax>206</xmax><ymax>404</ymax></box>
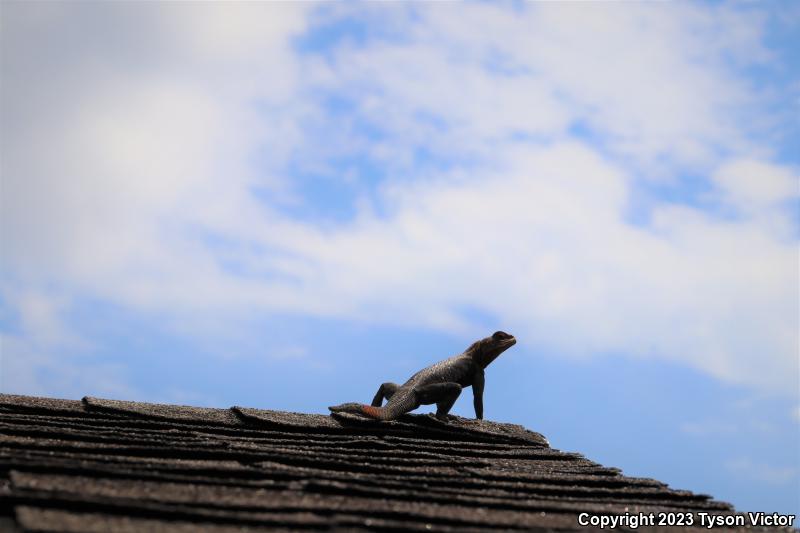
<box><xmin>414</xmin><ymin>382</ymin><xmax>462</xmax><ymax>419</ymax></box>
<box><xmin>371</xmin><ymin>382</ymin><xmax>400</xmax><ymax>407</ymax></box>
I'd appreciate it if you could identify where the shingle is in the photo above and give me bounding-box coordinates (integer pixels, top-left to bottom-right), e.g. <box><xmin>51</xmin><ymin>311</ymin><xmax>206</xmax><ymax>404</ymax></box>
<box><xmin>8</xmin><ymin>471</ymin><xmax>610</xmax><ymax>530</ymax></box>
<box><xmin>83</xmin><ymin>397</ymin><xmax>242</xmax><ymax>426</ymax></box>
<box><xmin>329</xmin><ymin>411</ymin><xmax>548</xmax><ymax>446</ymax></box>
<box><xmin>232</xmin><ymin>406</ymin><xmax>344</xmax><ymax>430</ymax></box>
<box><xmin>13</xmin><ymin>506</ymin><xmax>563</xmax><ymax>533</ymax></box>
<box><xmin>0</xmin><ymin>393</ymin><xmax>776</xmax><ymax>532</ymax></box>
<box><xmin>15</xmin><ymin>506</ymin><xmax>320</xmax><ymax>533</ymax></box>
<box><xmin>0</xmin><ymin>394</ymin><xmax>87</xmax><ymax>416</ymax></box>
<box><xmin>401</xmin><ymin>411</ymin><xmax>550</xmax><ymax>446</ymax></box>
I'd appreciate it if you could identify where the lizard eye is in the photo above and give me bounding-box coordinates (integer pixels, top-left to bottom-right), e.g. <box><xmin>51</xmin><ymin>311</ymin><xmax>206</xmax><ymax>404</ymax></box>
<box><xmin>492</xmin><ymin>331</ymin><xmax>508</xmax><ymax>340</ymax></box>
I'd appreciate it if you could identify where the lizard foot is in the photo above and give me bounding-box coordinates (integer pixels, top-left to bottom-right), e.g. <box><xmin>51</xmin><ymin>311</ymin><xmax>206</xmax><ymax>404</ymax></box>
<box><xmin>432</xmin><ymin>413</ymin><xmax>459</xmax><ymax>423</ymax></box>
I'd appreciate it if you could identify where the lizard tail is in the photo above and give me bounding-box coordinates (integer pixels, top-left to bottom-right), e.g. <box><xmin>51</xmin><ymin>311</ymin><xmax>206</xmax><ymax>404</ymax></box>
<box><xmin>328</xmin><ymin>402</ymin><xmax>388</xmax><ymax>420</ymax></box>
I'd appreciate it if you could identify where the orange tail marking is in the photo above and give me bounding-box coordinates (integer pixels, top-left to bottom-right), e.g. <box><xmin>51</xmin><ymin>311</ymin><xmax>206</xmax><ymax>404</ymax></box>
<box><xmin>361</xmin><ymin>405</ymin><xmax>381</xmax><ymax>419</ymax></box>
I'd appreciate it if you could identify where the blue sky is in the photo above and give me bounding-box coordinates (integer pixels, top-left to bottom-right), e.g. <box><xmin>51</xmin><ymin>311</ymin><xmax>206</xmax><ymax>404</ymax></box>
<box><xmin>1</xmin><ymin>1</ymin><xmax>798</xmax><ymax>519</ymax></box>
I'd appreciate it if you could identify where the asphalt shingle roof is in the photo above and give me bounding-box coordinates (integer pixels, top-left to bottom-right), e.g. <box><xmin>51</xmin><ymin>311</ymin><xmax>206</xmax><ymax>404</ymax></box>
<box><xmin>0</xmin><ymin>393</ymin><xmax>787</xmax><ymax>532</ymax></box>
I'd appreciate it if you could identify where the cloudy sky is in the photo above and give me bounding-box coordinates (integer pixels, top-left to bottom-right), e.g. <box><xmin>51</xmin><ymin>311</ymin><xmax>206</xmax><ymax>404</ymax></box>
<box><xmin>1</xmin><ymin>1</ymin><xmax>798</xmax><ymax>518</ymax></box>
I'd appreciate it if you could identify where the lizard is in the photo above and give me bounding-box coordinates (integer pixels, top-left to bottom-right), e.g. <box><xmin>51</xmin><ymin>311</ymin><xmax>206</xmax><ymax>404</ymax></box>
<box><xmin>328</xmin><ymin>331</ymin><xmax>516</xmax><ymax>421</ymax></box>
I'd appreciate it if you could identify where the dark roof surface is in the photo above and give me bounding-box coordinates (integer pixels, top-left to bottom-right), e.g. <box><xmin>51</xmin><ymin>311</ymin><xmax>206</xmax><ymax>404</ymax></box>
<box><xmin>0</xmin><ymin>393</ymin><xmax>787</xmax><ymax>532</ymax></box>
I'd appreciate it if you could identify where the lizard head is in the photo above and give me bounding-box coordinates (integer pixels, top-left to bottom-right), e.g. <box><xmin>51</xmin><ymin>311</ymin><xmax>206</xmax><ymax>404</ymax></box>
<box><xmin>470</xmin><ymin>331</ymin><xmax>516</xmax><ymax>368</ymax></box>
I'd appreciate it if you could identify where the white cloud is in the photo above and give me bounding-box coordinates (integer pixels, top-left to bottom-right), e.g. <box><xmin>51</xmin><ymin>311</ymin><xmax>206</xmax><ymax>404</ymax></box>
<box><xmin>1</xmin><ymin>2</ymin><xmax>309</xmax><ymax>295</ymax></box>
<box><xmin>713</xmin><ymin>159</ymin><xmax>798</xmax><ymax>214</ymax></box>
<box><xmin>1</xmin><ymin>3</ymin><xmax>797</xmax><ymax>394</ymax></box>
<box><xmin>0</xmin><ymin>332</ymin><xmax>139</xmax><ymax>400</ymax></box>
<box><xmin>257</xmin><ymin>143</ymin><xmax>796</xmax><ymax>390</ymax></box>
<box><xmin>11</xmin><ymin>289</ymin><xmax>81</xmax><ymax>349</ymax></box>
<box><xmin>304</xmin><ymin>2</ymin><xmax>769</xmax><ymax>172</ymax></box>
<box><xmin>726</xmin><ymin>457</ymin><xmax>799</xmax><ymax>485</ymax></box>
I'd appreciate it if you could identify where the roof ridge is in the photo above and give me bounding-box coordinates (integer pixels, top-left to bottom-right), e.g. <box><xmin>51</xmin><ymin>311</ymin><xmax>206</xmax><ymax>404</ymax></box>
<box><xmin>2</xmin><ymin>393</ymin><xmax>549</xmax><ymax>446</ymax></box>
<box><xmin>0</xmin><ymin>392</ymin><xmax>747</xmax><ymax>532</ymax></box>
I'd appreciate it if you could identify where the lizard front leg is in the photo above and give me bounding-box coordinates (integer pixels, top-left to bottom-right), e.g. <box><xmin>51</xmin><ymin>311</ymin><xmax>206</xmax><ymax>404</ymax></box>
<box><xmin>371</xmin><ymin>382</ymin><xmax>400</xmax><ymax>407</ymax></box>
<box><xmin>472</xmin><ymin>369</ymin><xmax>485</xmax><ymax>420</ymax></box>
<box><xmin>414</xmin><ymin>382</ymin><xmax>462</xmax><ymax>420</ymax></box>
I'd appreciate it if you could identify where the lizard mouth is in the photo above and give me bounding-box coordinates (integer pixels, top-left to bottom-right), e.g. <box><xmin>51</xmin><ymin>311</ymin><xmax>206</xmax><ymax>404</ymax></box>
<box><xmin>491</xmin><ymin>336</ymin><xmax>516</xmax><ymax>355</ymax></box>
<box><xmin>483</xmin><ymin>331</ymin><xmax>516</xmax><ymax>365</ymax></box>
